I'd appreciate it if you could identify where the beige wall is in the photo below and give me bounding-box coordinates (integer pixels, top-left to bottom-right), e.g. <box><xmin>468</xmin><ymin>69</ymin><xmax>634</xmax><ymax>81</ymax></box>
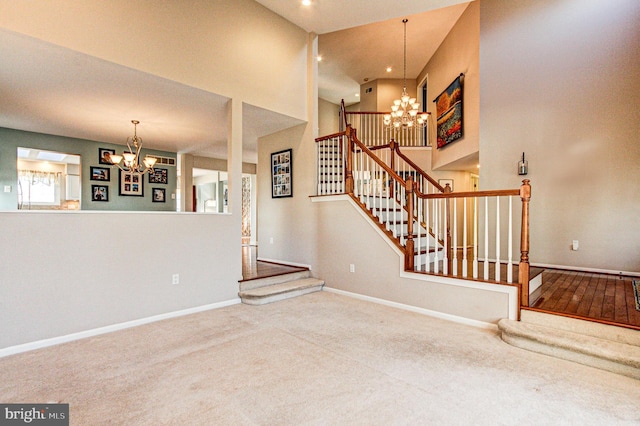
<box><xmin>479</xmin><ymin>0</ymin><xmax>640</xmax><ymax>272</ymax></box>
<box><xmin>359</xmin><ymin>79</ymin><xmax>418</xmax><ymax>113</ymax></box>
<box><xmin>319</xmin><ymin>98</ymin><xmax>340</xmax><ymax>136</ymax></box>
<box><xmin>313</xmin><ymin>198</ymin><xmax>512</xmax><ymax>325</ymax></box>
<box><xmin>0</xmin><ymin>0</ymin><xmax>308</xmax><ymax>119</ymax></box>
<box><xmin>418</xmin><ymin>1</ymin><xmax>480</xmax><ymax>171</ymax></box>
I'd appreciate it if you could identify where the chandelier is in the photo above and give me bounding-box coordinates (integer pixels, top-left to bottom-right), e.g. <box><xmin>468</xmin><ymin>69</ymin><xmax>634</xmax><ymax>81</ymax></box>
<box><xmin>383</xmin><ymin>19</ymin><xmax>428</xmax><ymax>131</ymax></box>
<box><xmin>109</xmin><ymin>120</ymin><xmax>157</xmax><ymax>174</ymax></box>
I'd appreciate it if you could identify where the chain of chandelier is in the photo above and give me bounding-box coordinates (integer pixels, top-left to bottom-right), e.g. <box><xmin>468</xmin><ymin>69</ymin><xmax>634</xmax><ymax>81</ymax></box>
<box><xmin>383</xmin><ymin>19</ymin><xmax>428</xmax><ymax>131</ymax></box>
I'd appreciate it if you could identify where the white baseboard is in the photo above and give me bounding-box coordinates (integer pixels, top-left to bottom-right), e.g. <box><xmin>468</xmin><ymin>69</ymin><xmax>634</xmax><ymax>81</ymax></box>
<box><xmin>323</xmin><ymin>287</ymin><xmax>498</xmax><ymax>331</ymax></box>
<box><xmin>531</xmin><ymin>262</ymin><xmax>640</xmax><ymax>278</ymax></box>
<box><xmin>0</xmin><ymin>298</ymin><xmax>241</xmax><ymax>358</ymax></box>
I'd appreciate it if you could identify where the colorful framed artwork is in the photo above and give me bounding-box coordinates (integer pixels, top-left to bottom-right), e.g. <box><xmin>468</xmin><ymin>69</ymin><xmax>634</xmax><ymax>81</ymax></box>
<box><xmin>119</xmin><ymin>170</ymin><xmax>144</xmax><ymax>196</ymax></box>
<box><xmin>98</xmin><ymin>148</ymin><xmax>115</xmax><ymax>165</ymax></box>
<box><xmin>152</xmin><ymin>188</ymin><xmax>166</xmax><ymax>203</ymax></box>
<box><xmin>271</xmin><ymin>148</ymin><xmax>292</xmax><ymax>198</ymax></box>
<box><xmin>148</xmin><ymin>168</ymin><xmax>168</xmax><ymax>184</ymax></box>
<box><xmin>91</xmin><ymin>185</ymin><xmax>109</xmax><ymax>202</ymax></box>
<box><xmin>90</xmin><ymin>166</ymin><xmax>110</xmax><ymax>181</ymax></box>
<box><xmin>435</xmin><ymin>74</ymin><xmax>464</xmax><ymax>149</ymax></box>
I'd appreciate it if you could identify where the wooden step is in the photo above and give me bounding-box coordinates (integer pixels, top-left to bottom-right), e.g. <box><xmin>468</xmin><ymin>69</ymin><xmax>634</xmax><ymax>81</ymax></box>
<box><xmin>498</xmin><ymin>311</ymin><xmax>640</xmax><ymax>379</ymax></box>
<box><xmin>239</xmin><ymin>278</ymin><xmax>324</xmax><ymax>305</ymax></box>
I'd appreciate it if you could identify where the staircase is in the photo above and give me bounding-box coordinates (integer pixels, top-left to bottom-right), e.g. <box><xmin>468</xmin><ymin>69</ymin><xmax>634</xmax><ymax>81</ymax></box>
<box><xmin>499</xmin><ymin>310</ymin><xmax>640</xmax><ymax>379</ymax></box>
<box><xmin>239</xmin><ymin>269</ymin><xmax>324</xmax><ymax>305</ymax></box>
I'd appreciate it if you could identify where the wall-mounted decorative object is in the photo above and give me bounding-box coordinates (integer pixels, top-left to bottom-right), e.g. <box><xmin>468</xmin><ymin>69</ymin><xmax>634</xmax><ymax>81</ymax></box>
<box><xmin>98</xmin><ymin>148</ymin><xmax>115</xmax><ymax>165</ymax></box>
<box><xmin>148</xmin><ymin>168</ymin><xmax>168</xmax><ymax>184</ymax></box>
<box><xmin>518</xmin><ymin>152</ymin><xmax>528</xmax><ymax>175</ymax></box>
<box><xmin>271</xmin><ymin>148</ymin><xmax>292</xmax><ymax>198</ymax></box>
<box><xmin>438</xmin><ymin>178</ymin><xmax>454</xmax><ymax>191</ymax></box>
<box><xmin>152</xmin><ymin>188</ymin><xmax>166</xmax><ymax>203</ymax></box>
<box><xmin>90</xmin><ymin>166</ymin><xmax>110</xmax><ymax>181</ymax></box>
<box><xmin>91</xmin><ymin>185</ymin><xmax>109</xmax><ymax>202</ymax></box>
<box><xmin>435</xmin><ymin>74</ymin><xmax>464</xmax><ymax>149</ymax></box>
<box><xmin>119</xmin><ymin>170</ymin><xmax>144</xmax><ymax>196</ymax></box>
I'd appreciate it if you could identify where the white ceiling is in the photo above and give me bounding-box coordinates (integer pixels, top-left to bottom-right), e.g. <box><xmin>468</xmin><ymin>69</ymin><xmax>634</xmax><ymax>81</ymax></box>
<box><xmin>0</xmin><ymin>1</ymin><xmax>470</xmax><ymax>162</ymax></box>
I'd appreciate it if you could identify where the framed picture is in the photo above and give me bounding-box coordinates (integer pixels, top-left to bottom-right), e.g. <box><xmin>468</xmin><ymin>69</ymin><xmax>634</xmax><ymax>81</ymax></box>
<box><xmin>148</xmin><ymin>168</ymin><xmax>168</xmax><ymax>184</ymax></box>
<box><xmin>438</xmin><ymin>179</ymin><xmax>454</xmax><ymax>191</ymax></box>
<box><xmin>152</xmin><ymin>188</ymin><xmax>166</xmax><ymax>203</ymax></box>
<box><xmin>271</xmin><ymin>148</ymin><xmax>292</xmax><ymax>198</ymax></box>
<box><xmin>435</xmin><ymin>74</ymin><xmax>464</xmax><ymax>149</ymax></box>
<box><xmin>91</xmin><ymin>185</ymin><xmax>109</xmax><ymax>202</ymax></box>
<box><xmin>90</xmin><ymin>166</ymin><xmax>110</xmax><ymax>181</ymax></box>
<box><xmin>119</xmin><ymin>170</ymin><xmax>144</xmax><ymax>196</ymax></box>
<box><xmin>99</xmin><ymin>148</ymin><xmax>115</xmax><ymax>165</ymax></box>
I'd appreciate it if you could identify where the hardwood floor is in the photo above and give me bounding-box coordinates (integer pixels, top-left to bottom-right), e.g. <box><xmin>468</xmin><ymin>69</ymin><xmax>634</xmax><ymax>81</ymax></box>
<box><xmin>241</xmin><ymin>245</ymin><xmax>307</xmax><ymax>281</ymax></box>
<box><xmin>530</xmin><ymin>270</ymin><xmax>640</xmax><ymax>330</ymax></box>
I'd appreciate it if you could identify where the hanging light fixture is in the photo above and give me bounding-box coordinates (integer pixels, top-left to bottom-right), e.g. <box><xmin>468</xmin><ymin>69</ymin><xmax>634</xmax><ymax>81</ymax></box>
<box><xmin>109</xmin><ymin>120</ymin><xmax>157</xmax><ymax>174</ymax></box>
<box><xmin>384</xmin><ymin>19</ymin><xmax>428</xmax><ymax>132</ymax></box>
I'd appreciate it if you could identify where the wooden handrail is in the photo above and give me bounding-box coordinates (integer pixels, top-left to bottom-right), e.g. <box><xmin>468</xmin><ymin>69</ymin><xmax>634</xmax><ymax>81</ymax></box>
<box><xmin>393</xmin><ymin>141</ymin><xmax>444</xmax><ymax>192</ymax></box>
<box><xmin>416</xmin><ymin>188</ymin><xmax>521</xmax><ymax>199</ymax></box>
<box><xmin>315</xmin><ymin>131</ymin><xmax>347</xmax><ymax>143</ymax></box>
<box><xmin>350</xmin><ymin>129</ymin><xmax>405</xmax><ymax>184</ymax></box>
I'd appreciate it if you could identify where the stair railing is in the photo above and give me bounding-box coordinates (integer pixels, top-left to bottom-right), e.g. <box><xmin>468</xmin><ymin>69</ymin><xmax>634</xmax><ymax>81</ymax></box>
<box><xmin>339</xmin><ymin>99</ymin><xmax>430</xmax><ymax>147</ymax></box>
<box><xmin>315</xmin><ymin>125</ymin><xmax>532</xmax><ymax>311</ymax></box>
<box><xmin>316</xmin><ymin>131</ymin><xmax>349</xmax><ymax>195</ymax></box>
<box><xmin>411</xmin><ymin>180</ymin><xmax>532</xmax><ymax>305</ymax></box>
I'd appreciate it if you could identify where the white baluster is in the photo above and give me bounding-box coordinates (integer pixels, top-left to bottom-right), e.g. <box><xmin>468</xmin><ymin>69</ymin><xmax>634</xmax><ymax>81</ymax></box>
<box><xmin>495</xmin><ymin>196</ymin><xmax>501</xmax><ymax>282</ymax></box>
<box><xmin>473</xmin><ymin>197</ymin><xmax>478</xmax><ymax>279</ymax></box>
<box><xmin>484</xmin><ymin>197</ymin><xmax>489</xmax><ymax>280</ymax></box>
<box><xmin>462</xmin><ymin>197</ymin><xmax>468</xmax><ymax>277</ymax></box>
<box><xmin>453</xmin><ymin>197</ymin><xmax>458</xmax><ymax>276</ymax></box>
<box><xmin>434</xmin><ymin>198</ymin><xmax>440</xmax><ymax>274</ymax></box>
<box><xmin>508</xmin><ymin>196</ymin><xmax>513</xmax><ymax>283</ymax></box>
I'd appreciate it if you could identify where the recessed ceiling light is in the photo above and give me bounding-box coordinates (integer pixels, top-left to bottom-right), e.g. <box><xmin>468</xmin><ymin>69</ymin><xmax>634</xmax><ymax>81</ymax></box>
<box><xmin>355</xmin><ymin>94</ymin><xmax>359</xmax><ymax>97</ymax></box>
<box><xmin>302</xmin><ymin>0</ymin><xmax>311</xmax><ymax>6</ymax></box>
<box><xmin>317</xmin><ymin>55</ymin><xmax>322</xmax><ymax>62</ymax></box>
<box><xmin>386</xmin><ymin>67</ymin><xmax>392</xmax><ymax>72</ymax></box>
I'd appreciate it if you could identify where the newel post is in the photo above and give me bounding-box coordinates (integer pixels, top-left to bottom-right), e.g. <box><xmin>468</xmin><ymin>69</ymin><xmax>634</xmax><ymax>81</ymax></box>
<box><xmin>405</xmin><ymin>176</ymin><xmax>415</xmax><ymax>271</ymax></box>
<box><xmin>345</xmin><ymin>125</ymin><xmax>354</xmax><ymax>195</ymax></box>
<box><xmin>518</xmin><ymin>179</ymin><xmax>531</xmax><ymax>309</ymax></box>
<box><xmin>389</xmin><ymin>139</ymin><xmax>397</xmax><ymax>199</ymax></box>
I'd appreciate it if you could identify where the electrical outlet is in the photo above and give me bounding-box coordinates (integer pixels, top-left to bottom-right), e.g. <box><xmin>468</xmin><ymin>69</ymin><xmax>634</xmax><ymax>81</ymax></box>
<box><xmin>349</xmin><ymin>264</ymin><xmax>355</xmax><ymax>273</ymax></box>
<box><xmin>3</xmin><ymin>185</ymin><xmax>11</xmax><ymax>193</ymax></box>
<box><xmin>572</xmin><ymin>240</ymin><xmax>579</xmax><ymax>251</ymax></box>
<box><xmin>172</xmin><ymin>274</ymin><xmax>180</xmax><ymax>285</ymax></box>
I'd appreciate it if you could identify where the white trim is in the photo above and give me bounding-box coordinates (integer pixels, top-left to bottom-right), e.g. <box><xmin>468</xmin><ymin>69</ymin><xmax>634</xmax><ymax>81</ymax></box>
<box><xmin>257</xmin><ymin>258</ymin><xmax>312</xmax><ymax>270</ymax></box>
<box><xmin>324</xmin><ymin>287</ymin><xmax>498</xmax><ymax>331</ymax></box>
<box><xmin>0</xmin><ymin>298</ymin><xmax>241</xmax><ymax>358</ymax></box>
<box><xmin>531</xmin><ymin>262</ymin><xmax>640</xmax><ymax>278</ymax></box>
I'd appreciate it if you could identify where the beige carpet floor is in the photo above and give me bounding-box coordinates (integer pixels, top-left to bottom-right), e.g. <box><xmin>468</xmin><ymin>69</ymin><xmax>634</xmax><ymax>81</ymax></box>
<box><xmin>1</xmin><ymin>291</ymin><xmax>638</xmax><ymax>425</ymax></box>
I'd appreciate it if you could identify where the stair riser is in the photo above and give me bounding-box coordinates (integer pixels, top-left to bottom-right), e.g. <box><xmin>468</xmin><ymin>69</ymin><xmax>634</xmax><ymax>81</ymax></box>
<box><xmin>521</xmin><ymin>310</ymin><xmax>640</xmax><ymax>346</ymax></box>
<box><xmin>241</xmin><ymin>285</ymin><xmax>323</xmax><ymax>305</ymax></box>
<box><xmin>239</xmin><ymin>270</ymin><xmax>310</xmax><ymax>291</ymax></box>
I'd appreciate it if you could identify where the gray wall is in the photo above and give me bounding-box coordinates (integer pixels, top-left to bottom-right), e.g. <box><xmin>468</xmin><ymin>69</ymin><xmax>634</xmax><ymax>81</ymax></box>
<box><xmin>0</xmin><ymin>127</ymin><xmax>177</xmax><ymax>211</ymax></box>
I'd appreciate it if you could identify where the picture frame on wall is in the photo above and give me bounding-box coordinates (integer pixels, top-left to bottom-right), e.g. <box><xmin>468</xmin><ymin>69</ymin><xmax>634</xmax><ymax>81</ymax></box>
<box><xmin>152</xmin><ymin>188</ymin><xmax>166</xmax><ymax>203</ymax></box>
<box><xmin>119</xmin><ymin>170</ymin><xmax>144</xmax><ymax>196</ymax></box>
<box><xmin>271</xmin><ymin>148</ymin><xmax>292</xmax><ymax>198</ymax></box>
<box><xmin>90</xmin><ymin>166</ymin><xmax>110</xmax><ymax>181</ymax></box>
<box><xmin>98</xmin><ymin>148</ymin><xmax>116</xmax><ymax>165</ymax></box>
<box><xmin>91</xmin><ymin>185</ymin><xmax>109</xmax><ymax>202</ymax></box>
<box><xmin>148</xmin><ymin>168</ymin><xmax>168</xmax><ymax>184</ymax></box>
